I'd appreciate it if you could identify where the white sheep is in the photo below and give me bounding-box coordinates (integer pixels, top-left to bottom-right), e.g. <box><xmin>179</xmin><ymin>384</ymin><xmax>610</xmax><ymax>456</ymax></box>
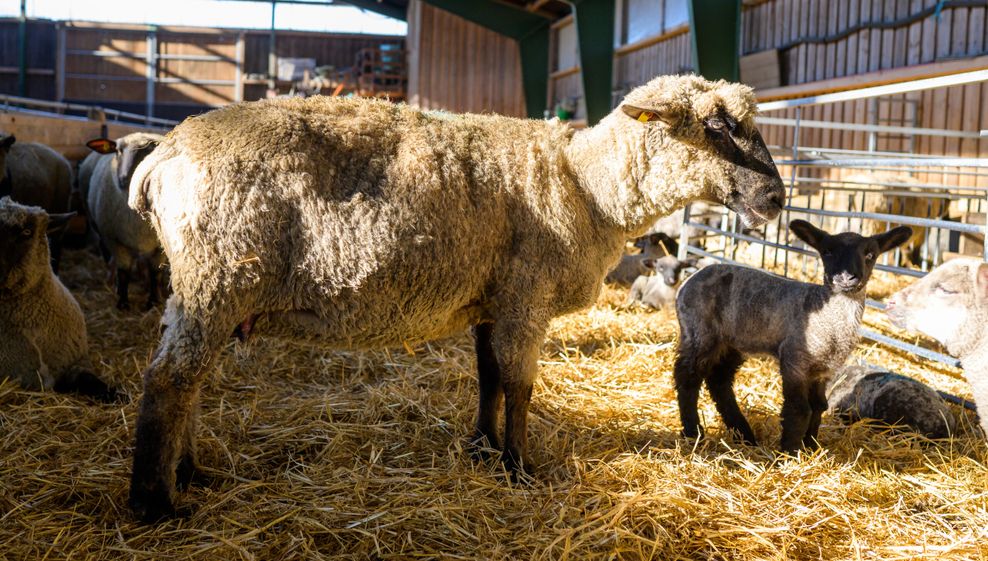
<box><xmin>84</xmin><ymin>133</ymin><xmax>166</xmax><ymax>310</ymax></box>
<box><xmin>674</xmin><ymin>220</ymin><xmax>911</xmax><ymax>452</ymax></box>
<box><xmin>605</xmin><ymin>232</ymin><xmax>678</xmax><ymax>287</ymax></box>
<box><xmin>0</xmin><ymin>134</ymin><xmax>74</xmax><ymax>271</ymax></box>
<box><xmin>0</xmin><ymin>197</ymin><xmax>117</xmax><ymax>400</ymax></box>
<box><xmin>124</xmin><ymin>75</ymin><xmax>786</xmax><ymax>520</ymax></box>
<box><xmin>625</xmin><ymin>255</ymin><xmax>696</xmax><ymax>309</ymax></box>
<box><xmin>886</xmin><ymin>258</ymin><xmax>988</xmax><ymax>437</ymax></box>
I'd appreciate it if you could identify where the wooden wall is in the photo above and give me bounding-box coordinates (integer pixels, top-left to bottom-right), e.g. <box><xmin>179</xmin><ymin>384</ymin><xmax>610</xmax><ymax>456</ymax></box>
<box><xmin>405</xmin><ymin>0</ymin><xmax>526</xmax><ymax>117</ymax></box>
<box><xmin>0</xmin><ymin>18</ymin><xmax>402</xmax><ymax>121</ymax></box>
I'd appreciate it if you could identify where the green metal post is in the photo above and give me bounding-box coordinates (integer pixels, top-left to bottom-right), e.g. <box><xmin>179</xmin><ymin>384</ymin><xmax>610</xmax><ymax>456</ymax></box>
<box><xmin>688</xmin><ymin>0</ymin><xmax>741</xmax><ymax>81</ymax></box>
<box><xmin>571</xmin><ymin>0</ymin><xmax>615</xmax><ymax>125</ymax></box>
<box><xmin>17</xmin><ymin>0</ymin><xmax>27</xmax><ymax>96</ymax></box>
<box><xmin>519</xmin><ymin>26</ymin><xmax>550</xmax><ymax>119</ymax></box>
<box><xmin>343</xmin><ymin>0</ymin><xmax>407</xmax><ymax>21</ymax></box>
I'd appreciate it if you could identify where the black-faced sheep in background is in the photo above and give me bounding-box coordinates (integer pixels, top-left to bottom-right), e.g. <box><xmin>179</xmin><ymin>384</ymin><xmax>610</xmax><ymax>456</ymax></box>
<box><xmin>0</xmin><ymin>134</ymin><xmax>74</xmax><ymax>272</ymax></box>
<box><xmin>0</xmin><ymin>197</ymin><xmax>117</xmax><ymax>401</ymax></box>
<box><xmin>83</xmin><ymin>134</ymin><xmax>167</xmax><ymax>310</ymax></box>
<box><xmin>125</xmin><ymin>74</ymin><xmax>786</xmax><ymax>521</ymax></box>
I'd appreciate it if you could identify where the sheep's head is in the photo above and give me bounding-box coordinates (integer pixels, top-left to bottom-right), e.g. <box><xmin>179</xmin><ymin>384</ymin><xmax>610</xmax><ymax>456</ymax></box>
<box><xmin>790</xmin><ymin>219</ymin><xmax>912</xmax><ymax>295</ymax></box>
<box><xmin>0</xmin><ymin>198</ymin><xmax>73</xmax><ymax>292</ymax></box>
<box><xmin>86</xmin><ymin>133</ymin><xmax>162</xmax><ymax>192</ymax></box>
<box><xmin>885</xmin><ymin>258</ymin><xmax>988</xmax><ymax>356</ymax></box>
<box><xmin>643</xmin><ymin>255</ymin><xmax>696</xmax><ymax>287</ymax></box>
<box><xmin>615</xmin><ymin>75</ymin><xmax>785</xmax><ymax>228</ymax></box>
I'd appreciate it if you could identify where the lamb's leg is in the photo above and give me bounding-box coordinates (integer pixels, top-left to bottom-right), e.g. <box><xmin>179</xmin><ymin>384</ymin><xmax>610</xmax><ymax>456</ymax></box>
<box><xmin>175</xmin><ymin>401</ymin><xmax>202</xmax><ymax>490</ymax></box>
<box><xmin>492</xmin><ymin>319</ymin><xmax>545</xmax><ymax>476</ymax></box>
<box><xmin>705</xmin><ymin>349</ymin><xmax>757</xmax><ymax>445</ymax></box>
<box><xmin>146</xmin><ymin>261</ymin><xmax>161</xmax><ymax>310</ymax></box>
<box><xmin>129</xmin><ymin>310</ymin><xmax>220</xmax><ymax>522</ymax></box>
<box><xmin>470</xmin><ymin>322</ymin><xmax>503</xmax><ymax>459</ymax></box>
<box><xmin>803</xmin><ymin>377</ymin><xmax>829</xmax><ymax>449</ymax></box>
<box><xmin>674</xmin><ymin>339</ymin><xmax>707</xmax><ymax>440</ymax></box>
<box><xmin>779</xmin><ymin>350</ymin><xmax>812</xmax><ymax>454</ymax></box>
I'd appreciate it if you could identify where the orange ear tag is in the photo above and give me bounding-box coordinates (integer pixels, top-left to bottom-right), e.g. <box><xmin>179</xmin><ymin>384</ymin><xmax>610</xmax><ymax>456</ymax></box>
<box><xmin>638</xmin><ymin>111</ymin><xmax>655</xmax><ymax>123</ymax></box>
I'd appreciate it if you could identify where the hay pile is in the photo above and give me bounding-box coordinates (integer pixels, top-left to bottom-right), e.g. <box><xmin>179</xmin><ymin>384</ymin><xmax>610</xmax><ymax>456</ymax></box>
<box><xmin>2</xmin><ymin>249</ymin><xmax>987</xmax><ymax>560</ymax></box>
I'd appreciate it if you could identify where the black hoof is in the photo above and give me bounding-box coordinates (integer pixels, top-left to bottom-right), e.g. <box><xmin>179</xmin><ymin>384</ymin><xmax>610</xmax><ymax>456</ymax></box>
<box><xmin>468</xmin><ymin>431</ymin><xmax>501</xmax><ymax>463</ymax></box>
<box><xmin>175</xmin><ymin>454</ymin><xmax>209</xmax><ymax>491</ymax></box>
<box><xmin>500</xmin><ymin>451</ymin><xmax>534</xmax><ymax>482</ymax></box>
<box><xmin>116</xmin><ymin>299</ymin><xmax>130</xmax><ymax>311</ymax></box>
<box><xmin>129</xmin><ymin>483</ymin><xmax>176</xmax><ymax>523</ymax></box>
<box><xmin>680</xmin><ymin>426</ymin><xmax>704</xmax><ymax>440</ymax></box>
<box><xmin>53</xmin><ymin>371</ymin><xmax>121</xmax><ymax>403</ymax></box>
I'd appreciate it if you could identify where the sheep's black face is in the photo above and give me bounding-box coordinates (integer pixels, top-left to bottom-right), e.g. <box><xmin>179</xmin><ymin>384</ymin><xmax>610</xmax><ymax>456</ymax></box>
<box><xmin>116</xmin><ymin>139</ymin><xmax>159</xmax><ymax>192</ymax></box>
<box><xmin>790</xmin><ymin>220</ymin><xmax>912</xmax><ymax>295</ymax></box>
<box><xmin>703</xmin><ymin>112</ymin><xmax>786</xmax><ymax>229</ymax></box>
<box><xmin>0</xmin><ymin>134</ymin><xmax>14</xmax><ymax>183</ymax></box>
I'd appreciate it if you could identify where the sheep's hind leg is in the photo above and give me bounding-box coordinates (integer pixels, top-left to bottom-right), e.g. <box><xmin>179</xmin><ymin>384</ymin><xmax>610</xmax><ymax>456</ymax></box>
<box><xmin>492</xmin><ymin>319</ymin><xmax>546</xmax><ymax>477</ymax></box>
<box><xmin>705</xmin><ymin>349</ymin><xmax>757</xmax><ymax>445</ymax></box>
<box><xmin>129</xmin><ymin>310</ymin><xmax>222</xmax><ymax>522</ymax></box>
<box><xmin>470</xmin><ymin>322</ymin><xmax>503</xmax><ymax>461</ymax></box>
<box><xmin>673</xmin><ymin>339</ymin><xmax>708</xmax><ymax>441</ymax></box>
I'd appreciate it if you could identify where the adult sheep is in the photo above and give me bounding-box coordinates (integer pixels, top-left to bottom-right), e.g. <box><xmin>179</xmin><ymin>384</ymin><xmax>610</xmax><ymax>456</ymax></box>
<box><xmin>0</xmin><ymin>134</ymin><xmax>73</xmax><ymax>271</ymax></box>
<box><xmin>84</xmin><ymin>133</ymin><xmax>167</xmax><ymax>310</ymax></box>
<box><xmin>127</xmin><ymin>75</ymin><xmax>786</xmax><ymax>521</ymax></box>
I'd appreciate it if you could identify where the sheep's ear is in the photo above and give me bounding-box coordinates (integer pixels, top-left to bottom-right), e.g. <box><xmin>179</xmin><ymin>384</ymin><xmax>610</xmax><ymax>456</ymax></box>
<box><xmin>975</xmin><ymin>263</ymin><xmax>988</xmax><ymax>303</ymax></box>
<box><xmin>642</xmin><ymin>258</ymin><xmax>656</xmax><ymax>270</ymax></box>
<box><xmin>682</xmin><ymin>257</ymin><xmax>698</xmax><ymax>269</ymax></box>
<box><xmin>620</xmin><ymin>104</ymin><xmax>677</xmax><ymax>126</ymax></box>
<box><xmin>86</xmin><ymin>138</ymin><xmax>117</xmax><ymax>154</ymax></box>
<box><xmin>46</xmin><ymin>212</ymin><xmax>76</xmax><ymax>235</ymax></box>
<box><xmin>789</xmin><ymin>219</ymin><xmax>830</xmax><ymax>250</ymax></box>
<box><xmin>0</xmin><ymin>135</ymin><xmax>14</xmax><ymax>151</ymax></box>
<box><xmin>873</xmin><ymin>226</ymin><xmax>913</xmax><ymax>254</ymax></box>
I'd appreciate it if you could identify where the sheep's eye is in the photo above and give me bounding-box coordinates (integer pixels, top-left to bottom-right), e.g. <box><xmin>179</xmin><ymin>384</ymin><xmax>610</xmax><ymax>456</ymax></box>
<box><xmin>935</xmin><ymin>284</ymin><xmax>957</xmax><ymax>295</ymax></box>
<box><xmin>865</xmin><ymin>252</ymin><xmax>875</xmax><ymax>260</ymax></box>
<box><xmin>20</xmin><ymin>228</ymin><xmax>32</xmax><ymax>238</ymax></box>
<box><xmin>705</xmin><ymin>118</ymin><xmax>728</xmax><ymax>133</ymax></box>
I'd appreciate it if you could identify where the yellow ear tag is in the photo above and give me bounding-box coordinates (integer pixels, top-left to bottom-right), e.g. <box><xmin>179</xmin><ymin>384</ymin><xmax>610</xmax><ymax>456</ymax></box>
<box><xmin>638</xmin><ymin>111</ymin><xmax>655</xmax><ymax>123</ymax></box>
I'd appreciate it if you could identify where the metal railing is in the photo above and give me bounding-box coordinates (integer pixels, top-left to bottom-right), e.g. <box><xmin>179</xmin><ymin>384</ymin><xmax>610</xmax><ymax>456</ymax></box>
<box><xmin>678</xmin><ymin>70</ymin><xmax>988</xmax><ymax>370</ymax></box>
<box><xmin>0</xmin><ymin>93</ymin><xmax>179</xmax><ymax>128</ymax></box>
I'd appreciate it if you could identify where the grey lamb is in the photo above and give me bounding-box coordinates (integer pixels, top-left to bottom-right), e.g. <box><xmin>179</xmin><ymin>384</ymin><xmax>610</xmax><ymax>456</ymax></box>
<box><xmin>626</xmin><ymin>255</ymin><xmax>696</xmax><ymax>309</ymax></box>
<box><xmin>674</xmin><ymin>220</ymin><xmax>912</xmax><ymax>452</ymax></box>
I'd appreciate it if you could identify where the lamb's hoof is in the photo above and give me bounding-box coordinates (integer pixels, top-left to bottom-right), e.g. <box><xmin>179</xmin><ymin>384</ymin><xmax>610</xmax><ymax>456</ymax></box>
<box><xmin>680</xmin><ymin>426</ymin><xmax>704</xmax><ymax>441</ymax></box>
<box><xmin>129</xmin><ymin>484</ymin><xmax>176</xmax><ymax>523</ymax></box>
<box><xmin>53</xmin><ymin>371</ymin><xmax>121</xmax><ymax>403</ymax></box>
<box><xmin>116</xmin><ymin>299</ymin><xmax>130</xmax><ymax>311</ymax></box>
<box><xmin>468</xmin><ymin>431</ymin><xmax>501</xmax><ymax>463</ymax></box>
<box><xmin>501</xmin><ymin>451</ymin><xmax>535</xmax><ymax>483</ymax></box>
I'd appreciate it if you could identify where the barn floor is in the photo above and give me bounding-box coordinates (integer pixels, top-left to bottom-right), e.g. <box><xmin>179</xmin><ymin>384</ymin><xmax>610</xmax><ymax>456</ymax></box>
<box><xmin>2</xmin><ymin>248</ymin><xmax>987</xmax><ymax>560</ymax></box>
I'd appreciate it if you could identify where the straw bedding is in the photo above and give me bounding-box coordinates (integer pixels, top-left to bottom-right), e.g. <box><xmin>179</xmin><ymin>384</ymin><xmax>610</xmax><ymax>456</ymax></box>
<box><xmin>2</xmin><ymin>248</ymin><xmax>987</xmax><ymax>560</ymax></box>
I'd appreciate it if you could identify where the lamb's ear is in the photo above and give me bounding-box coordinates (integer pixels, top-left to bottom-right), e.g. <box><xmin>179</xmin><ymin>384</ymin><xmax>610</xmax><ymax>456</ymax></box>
<box><xmin>86</xmin><ymin>138</ymin><xmax>117</xmax><ymax>154</ymax></box>
<box><xmin>976</xmin><ymin>263</ymin><xmax>988</xmax><ymax>302</ymax></box>
<box><xmin>789</xmin><ymin>219</ymin><xmax>830</xmax><ymax>250</ymax></box>
<box><xmin>46</xmin><ymin>212</ymin><xmax>76</xmax><ymax>235</ymax></box>
<box><xmin>873</xmin><ymin>226</ymin><xmax>913</xmax><ymax>253</ymax></box>
<box><xmin>681</xmin><ymin>257</ymin><xmax>698</xmax><ymax>270</ymax></box>
<box><xmin>0</xmin><ymin>135</ymin><xmax>14</xmax><ymax>151</ymax></box>
<box><xmin>620</xmin><ymin>104</ymin><xmax>678</xmax><ymax>127</ymax></box>
<box><xmin>642</xmin><ymin>258</ymin><xmax>657</xmax><ymax>270</ymax></box>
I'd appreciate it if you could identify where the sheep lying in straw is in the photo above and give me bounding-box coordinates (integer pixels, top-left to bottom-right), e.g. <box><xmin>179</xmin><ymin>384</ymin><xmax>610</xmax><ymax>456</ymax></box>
<box><xmin>625</xmin><ymin>255</ymin><xmax>697</xmax><ymax>309</ymax></box>
<box><xmin>0</xmin><ymin>198</ymin><xmax>117</xmax><ymax>400</ymax></box>
<box><xmin>886</xmin><ymin>258</ymin><xmax>988</xmax><ymax>438</ymax></box>
<box><xmin>0</xmin><ymin>134</ymin><xmax>74</xmax><ymax>272</ymax></box>
<box><xmin>674</xmin><ymin>220</ymin><xmax>911</xmax><ymax>452</ymax></box>
<box><xmin>125</xmin><ymin>74</ymin><xmax>785</xmax><ymax>520</ymax></box>
<box><xmin>84</xmin><ymin>134</ymin><xmax>167</xmax><ymax>310</ymax></box>
<box><xmin>605</xmin><ymin>232</ymin><xmax>678</xmax><ymax>287</ymax></box>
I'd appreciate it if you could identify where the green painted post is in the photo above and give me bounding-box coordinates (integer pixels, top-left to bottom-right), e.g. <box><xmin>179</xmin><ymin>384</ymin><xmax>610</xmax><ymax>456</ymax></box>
<box><xmin>571</xmin><ymin>0</ymin><xmax>615</xmax><ymax>125</ymax></box>
<box><xmin>519</xmin><ymin>26</ymin><xmax>550</xmax><ymax>119</ymax></box>
<box><xmin>688</xmin><ymin>0</ymin><xmax>741</xmax><ymax>81</ymax></box>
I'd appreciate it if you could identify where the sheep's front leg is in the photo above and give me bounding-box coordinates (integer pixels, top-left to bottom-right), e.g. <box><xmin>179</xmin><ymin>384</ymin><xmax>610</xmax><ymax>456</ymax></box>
<box><xmin>673</xmin><ymin>338</ymin><xmax>707</xmax><ymax>440</ymax></box>
<box><xmin>114</xmin><ymin>250</ymin><xmax>134</xmax><ymax>311</ymax></box>
<box><xmin>129</xmin><ymin>314</ymin><xmax>219</xmax><ymax>522</ymax></box>
<box><xmin>470</xmin><ymin>322</ymin><xmax>503</xmax><ymax>460</ymax></box>
<box><xmin>492</xmin><ymin>320</ymin><xmax>546</xmax><ymax>476</ymax></box>
<box><xmin>779</xmin><ymin>349</ymin><xmax>812</xmax><ymax>454</ymax></box>
<box><xmin>803</xmin><ymin>377</ymin><xmax>829</xmax><ymax>449</ymax></box>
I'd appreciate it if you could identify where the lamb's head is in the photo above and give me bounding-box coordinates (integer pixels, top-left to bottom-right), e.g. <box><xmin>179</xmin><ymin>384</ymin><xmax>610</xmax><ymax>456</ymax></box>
<box><xmin>86</xmin><ymin>132</ymin><xmax>163</xmax><ymax>192</ymax></box>
<box><xmin>0</xmin><ymin>197</ymin><xmax>73</xmax><ymax>291</ymax></box>
<box><xmin>644</xmin><ymin>255</ymin><xmax>696</xmax><ymax>287</ymax></box>
<box><xmin>790</xmin><ymin>219</ymin><xmax>912</xmax><ymax>295</ymax></box>
<box><xmin>614</xmin><ymin>75</ymin><xmax>785</xmax><ymax>228</ymax></box>
<box><xmin>885</xmin><ymin>258</ymin><xmax>988</xmax><ymax>356</ymax></box>
<box><xmin>633</xmin><ymin>232</ymin><xmax>677</xmax><ymax>257</ymax></box>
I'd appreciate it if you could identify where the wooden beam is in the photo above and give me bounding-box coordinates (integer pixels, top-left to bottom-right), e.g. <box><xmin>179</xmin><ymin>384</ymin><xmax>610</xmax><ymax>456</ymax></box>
<box><xmin>613</xmin><ymin>24</ymin><xmax>689</xmax><ymax>56</ymax></box>
<box><xmin>756</xmin><ymin>54</ymin><xmax>988</xmax><ymax>102</ymax></box>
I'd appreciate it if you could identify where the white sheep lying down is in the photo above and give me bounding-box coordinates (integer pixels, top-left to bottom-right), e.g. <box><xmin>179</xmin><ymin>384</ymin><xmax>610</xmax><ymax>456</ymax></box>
<box><xmin>126</xmin><ymin>75</ymin><xmax>786</xmax><ymax>520</ymax></box>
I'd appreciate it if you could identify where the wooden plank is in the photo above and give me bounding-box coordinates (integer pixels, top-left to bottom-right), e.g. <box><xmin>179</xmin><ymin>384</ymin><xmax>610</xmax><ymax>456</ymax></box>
<box><xmin>846</xmin><ymin>0</ymin><xmax>860</xmax><ymax>78</ymax></box>
<box><xmin>740</xmin><ymin>49</ymin><xmax>781</xmax><ymax>89</ymax></box>
<box><xmin>951</xmin><ymin>7</ymin><xmax>969</xmax><ymax>57</ymax></box>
